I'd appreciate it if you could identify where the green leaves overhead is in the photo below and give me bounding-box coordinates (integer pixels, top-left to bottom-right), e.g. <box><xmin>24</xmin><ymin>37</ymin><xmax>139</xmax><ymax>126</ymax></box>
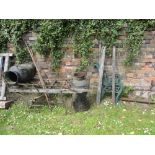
<box><xmin>0</xmin><ymin>19</ymin><xmax>155</xmax><ymax>69</ymax></box>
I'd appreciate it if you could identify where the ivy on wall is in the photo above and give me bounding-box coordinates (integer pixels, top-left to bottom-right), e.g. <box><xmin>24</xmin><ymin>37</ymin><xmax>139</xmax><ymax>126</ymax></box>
<box><xmin>0</xmin><ymin>19</ymin><xmax>155</xmax><ymax>70</ymax></box>
<box><xmin>124</xmin><ymin>19</ymin><xmax>155</xmax><ymax>65</ymax></box>
<box><xmin>0</xmin><ymin>19</ymin><xmax>40</xmax><ymax>63</ymax></box>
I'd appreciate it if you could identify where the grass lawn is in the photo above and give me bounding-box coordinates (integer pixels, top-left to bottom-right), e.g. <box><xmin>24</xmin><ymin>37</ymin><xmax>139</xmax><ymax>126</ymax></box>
<box><xmin>0</xmin><ymin>100</ymin><xmax>155</xmax><ymax>135</ymax></box>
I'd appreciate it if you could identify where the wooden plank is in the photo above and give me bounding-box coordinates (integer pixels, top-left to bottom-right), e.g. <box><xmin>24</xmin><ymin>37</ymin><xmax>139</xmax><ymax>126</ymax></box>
<box><xmin>0</xmin><ymin>56</ymin><xmax>10</xmax><ymax>100</ymax></box>
<box><xmin>112</xmin><ymin>46</ymin><xmax>116</xmax><ymax>104</ymax></box>
<box><xmin>121</xmin><ymin>97</ymin><xmax>155</xmax><ymax>104</ymax></box>
<box><xmin>9</xmin><ymin>88</ymin><xmax>90</xmax><ymax>94</ymax></box>
<box><xmin>0</xmin><ymin>53</ymin><xmax>13</xmax><ymax>57</ymax></box>
<box><xmin>3</xmin><ymin>56</ymin><xmax>9</xmax><ymax>71</ymax></box>
<box><xmin>96</xmin><ymin>46</ymin><xmax>106</xmax><ymax>104</ymax></box>
<box><xmin>0</xmin><ymin>100</ymin><xmax>14</xmax><ymax>109</ymax></box>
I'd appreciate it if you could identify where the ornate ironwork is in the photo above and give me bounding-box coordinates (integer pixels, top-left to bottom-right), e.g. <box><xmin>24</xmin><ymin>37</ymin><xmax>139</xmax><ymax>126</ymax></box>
<box><xmin>101</xmin><ymin>72</ymin><xmax>123</xmax><ymax>103</ymax></box>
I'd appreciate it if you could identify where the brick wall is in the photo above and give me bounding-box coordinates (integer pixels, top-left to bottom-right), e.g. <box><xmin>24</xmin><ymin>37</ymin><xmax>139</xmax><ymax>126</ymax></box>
<box><xmin>104</xmin><ymin>30</ymin><xmax>155</xmax><ymax>99</ymax></box>
<box><xmin>8</xmin><ymin>30</ymin><xmax>155</xmax><ymax>99</ymax></box>
<box><xmin>20</xmin><ymin>32</ymin><xmax>100</xmax><ymax>92</ymax></box>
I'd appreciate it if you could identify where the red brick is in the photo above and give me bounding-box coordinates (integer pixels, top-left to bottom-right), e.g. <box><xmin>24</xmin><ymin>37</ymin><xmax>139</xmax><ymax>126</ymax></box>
<box><xmin>125</xmin><ymin>78</ymin><xmax>140</xmax><ymax>86</ymax></box>
<box><xmin>126</xmin><ymin>73</ymin><xmax>135</xmax><ymax>78</ymax></box>
<box><xmin>142</xmin><ymin>58</ymin><xmax>155</xmax><ymax>63</ymax></box>
<box><xmin>141</xmin><ymin>66</ymin><xmax>154</xmax><ymax>72</ymax></box>
<box><xmin>151</xmin><ymin>31</ymin><xmax>155</xmax><ymax>35</ymax></box>
<box><xmin>61</xmin><ymin>58</ymin><xmax>72</xmax><ymax>66</ymax></box>
<box><xmin>72</xmin><ymin>59</ymin><xmax>80</xmax><ymax>66</ymax></box>
<box><xmin>90</xmin><ymin>76</ymin><xmax>99</xmax><ymax>83</ymax></box>
<box><xmin>142</xmin><ymin>39</ymin><xmax>151</xmax><ymax>44</ymax></box>
<box><xmin>61</xmin><ymin>58</ymin><xmax>80</xmax><ymax>66</ymax></box>
<box><xmin>144</xmin><ymin>54</ymin><xmax>153</xmax><ymax>59</ymax></box>
<box><xmin>144</xmin><ymin>31</ymin><xmax>153</xmax><ymax>36</ymax></box>
<box><xmin>134</xmin><ymin>62</ymin><xmax>145</xmax><ymax>67</ymax></box>
<box><xmin>144</xmin><ymin>77</ymin><xmax>155</xmax><ymax>82</ymax></box>
<box><xmin>144</xmin><ymin>35</ymin><xmax>153</xmax><ymax>40</ymax></box>
<box><xmin>59</xmin><ymin>66</ymin><xmax>76</xmax><ymax>74</ymax></box>
<box><xmin>150</xmin><ymin>40</ymin><xmax>155</xmax><ymax>44</ymax></box>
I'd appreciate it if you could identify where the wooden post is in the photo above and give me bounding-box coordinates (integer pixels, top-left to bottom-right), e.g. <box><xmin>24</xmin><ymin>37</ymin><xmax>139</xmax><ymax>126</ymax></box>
<box><xmin>96</xmin><ymin>46</ymin><xmax>106</xmax><ymax>104</ymax></box>
<box><xmin>0</xmin><ymin>53</ymin><xmax>13</xmax><ymax>100</ymax></box>
<box><xmin>112</xmin><ymin>46</ymin><xmax>116</xmax><ymax>104</ymax></box>
<box><xmin>24</xmin><ymin>42</ymin><xmax>50</xmax><ymax>108</ymax></box>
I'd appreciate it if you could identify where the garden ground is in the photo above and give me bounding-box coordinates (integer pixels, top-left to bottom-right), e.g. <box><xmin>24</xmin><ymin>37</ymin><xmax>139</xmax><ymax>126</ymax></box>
<box><xmin>0</xmin><ymin>100</ymin><xmax>155</xmax><ymax>135</ymax></box>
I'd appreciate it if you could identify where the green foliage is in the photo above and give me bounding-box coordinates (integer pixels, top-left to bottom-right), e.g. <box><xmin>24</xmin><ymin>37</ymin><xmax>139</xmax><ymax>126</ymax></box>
<box><xmin>15</xmin><ymin>45</ymin><xmax>31</xmax><ymax>64</ymax></box>
<box><xmin>122</xmin><ymin>86</ymin><xmax>134</xmax><ymax>97</ymax></box>
<box><xmin>124</xmin><ymin>19</ymin><xmax>155</xmax><ymax>65</ymax></box>
<box><xmin>0</xmin><ymin>19</ymin><xmax>40</xmax><ymax>63</ymax></box>
<box><xmin>34</xmin><ymin>20</ymin><xmax>68</xmax><ymax>69</ymax></box>
<box><xmin>1</xmin><ymin>19</ymin><xmax>155</xmax><ymax>69</ymax></box>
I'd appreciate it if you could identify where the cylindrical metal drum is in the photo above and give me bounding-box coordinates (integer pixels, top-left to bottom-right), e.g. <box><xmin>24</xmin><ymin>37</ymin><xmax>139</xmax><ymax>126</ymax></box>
<box><xmin>5</xmin><ymin>63</ymin><xmax>36</xmax><ymax>83</ymax></box>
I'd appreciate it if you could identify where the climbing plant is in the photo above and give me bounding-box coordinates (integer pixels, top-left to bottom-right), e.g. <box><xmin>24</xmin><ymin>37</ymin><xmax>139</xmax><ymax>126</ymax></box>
<box><xmin>0</xmin><ymin>19</ymin><xmax>155</xmax><ymax>70</ymax></box>
<box><xmin>0</xmin><ymin>19</ymin><xmax>40</xmax><ymax>63</ymax></box>
<box><xmin>34</xmin><ymin>20</ymin><xmax>72</xmax><ymax>69</ymax></box>
<box><xmin>124</xmin><ymin>19</ymin><xmax>155</xmax><ymax>65</ymax></box>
